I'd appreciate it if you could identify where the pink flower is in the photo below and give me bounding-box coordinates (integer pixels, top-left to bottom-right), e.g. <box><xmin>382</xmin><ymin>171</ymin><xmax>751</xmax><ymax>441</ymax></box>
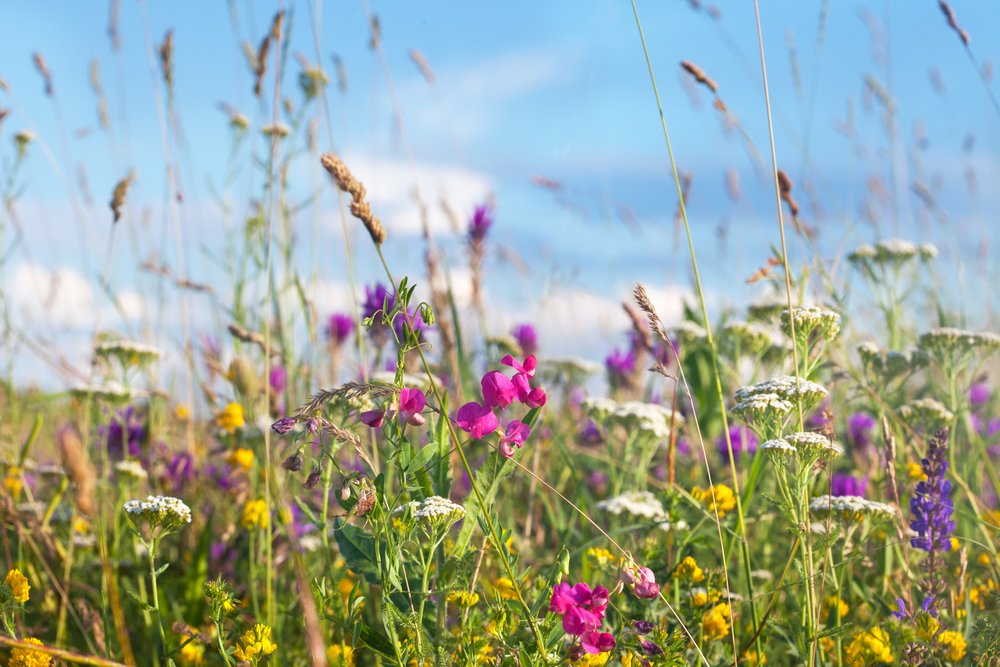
<box><xmin>563</xmin><ymin>605</ymin><xmax>601</xmax><ymax>635</ymax></box>
<box><xmin>501</xmin><ymin>354</ymin><xmax>537</xmax><ymax>378</ymax></box>
<box><xmin>581</xmin><ymin>631</ymin><xmax>616</xmax><ymax>654</ymax></box>
<box><xmin>481</xmin><ymin>370</ymin><xmax>517</xmax><ymax>409</ymax></box>
<box><xmin>398</xmin><ymin>388</ymin><xmax>427</xmax><ymax>426</ymax></box>
<box><xmin>360</xmin><ymin>409</ymin><xmax>385</xmax><ymax>428</ymax></box>
<box><xmin>621</xmin><ymin>565</ymin><xmax>660</xmax><ymax>599</ymax></box>
<box><xmin>498</xmin><ymin>420</ymin><xmax>531</xmax><ymax>458</ymax></box>
<box><xmin>456</xmin><ymin>402</ymin><xmax>499</xmax><ymax>439</ymax></box>
<box><xmin>512</xmin><ymin>373</ymin><xmax>547</xmax><ymax>408</ymax></box>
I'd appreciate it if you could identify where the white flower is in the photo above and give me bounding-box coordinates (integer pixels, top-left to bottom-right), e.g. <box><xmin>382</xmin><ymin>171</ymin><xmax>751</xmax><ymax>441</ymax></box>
<box><xmin>299</xmin><ymin>535</ymin><xmax>323</xmax><ymax>551</ymax></box>
<box><xmin>392</xmin><ymin>496</ymin><xmax>465</xmax><ymax>527</ymax></box>
<box><xmin>875</xmin><ymin>239</ymin><xmax>919</xmax><ymax>259</ymax></box>
<box><xmin>70</xmin><ymin>382</ymin><xmax>132</xmax><ymax>400</ymax></box>
<box><xmin>785</xmin><ymin>431</ymin><xmax>842</xmax><ymax>461</ymax></box>
<box><xmin>809</xmin><ymin>495</ymin><xmax>896</xmax><ymax>521</ymax></box>
<box><xmin>670</xmin><ymin>321</ymin><xmax>707</xmax><ymax>342</ymax></box>
<box><xmin>918</xmin><ymin>243</ymin><xmax>938</xmax><ymax>259</ymax></box>
<box><xmin>596</xmin><ymin>491</ymin><xmax>668</xmax><ymax>521</ymax></box>
<box><xmin>760</xmin><ymin>438</ymin><xmax>797</xmax><ymax>464</ymax></box>
<box><xmin>781</xmin><ymin>306</ymin><xmax>841</xmax><ymax>342</ymax></box>
<box><xmin>115</xmin><ymin>460</ymin><xmax>148</xmax><ymax>480</ymax></box>
<box><xmin>124</xmin><ymin>495</ymin><xmax>192</xmax><ymax>526</ymax></box>
<box><xmin>95</xmin><ymin>339</ymin><xmax>161</xmax><ymax>360</ymax></box>
<box><xmin>582</xmin><ymin>398</ymin><xmax>681</xmax><ymax>440</ymax></box>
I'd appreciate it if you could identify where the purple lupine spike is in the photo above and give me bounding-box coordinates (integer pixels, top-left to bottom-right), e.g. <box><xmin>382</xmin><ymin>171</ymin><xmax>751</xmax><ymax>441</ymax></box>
<box><xmin>908</xmin><ymin>429</ymin><xmax>955</xmax><ymax>610</ymax></box>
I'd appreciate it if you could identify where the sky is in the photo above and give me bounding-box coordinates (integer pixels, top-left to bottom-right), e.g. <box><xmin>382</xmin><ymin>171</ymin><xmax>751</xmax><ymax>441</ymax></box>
<box><xmin>1</xmin><ymin>0</ymin><xmax>999</xmax><ymax>389</ymax></box>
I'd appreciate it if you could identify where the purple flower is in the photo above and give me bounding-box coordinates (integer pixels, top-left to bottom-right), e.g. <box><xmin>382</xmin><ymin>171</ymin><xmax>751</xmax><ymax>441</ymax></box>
<box><xmin>481</xmin><ymin>371</ymin><xmax>517</xmax><ymax>410</ymax></box>
<box><xmin>270</xmin><ymin>364</ymin><xmax>287</xmax><ymax>394</ymax></box>
<box><xmin>468</xmin><ymin>204</ymin><xmax>493</xmax><ymax>243</ymax></box>
<box><xmin>969</xmin><ymin>381</ymin><xmax>990</xmax><ymax>406</ymax></box>
<box><xmin>847</xmin><ymin>412</ymin><xmax>877</xmax><ymax>452</ymax></box>
<box><xmin>272</xmin><ymin>417</ymin><xmax>297</xmax><ymax>435</ymax></box>
<box><xmin>633</xmin><ymin>620</ymin><xmax>655</xmax><ymax>635</ymax></box>
<box><xmin>165</xmin><ymin>451</ymin><xmax>195</xmax><ymax>491</ymax></box>
<box><xmin>831</xmin><ymin>473</ymin><xmax>868</xmax><ymax>498</ymax></box>
<box><xmin>104</xmin><ymin>406</ymin><xmax>147</xmax><ymax>460</ymax></box>
<box><xmin>362</xmin><ymin>283</ymin><xmax>394</xmax><ymax>321</ymax></box>
<box><xmin>579</xmin><ymin>420</ymin><xmax>603</xmax><ymax>445</ymax></box>
<box><xmin>586</xmin><ymin>469</ymin><xmax>608</xmax><ymax>495</ymax></box>
<box><xmin>456</xmin><ymin>402</ymin><xmax>499</xmax><ymax>439</ymax></box>
<box><xmin>397</xmin><ymin>388</ymin><xmax>427</xmax><ymax>426</ymax></box>
<box><xmin>910</xmin><ymin>429</ymin><xmax>955</xmax><ymax>553</ymax></box>
<box><xmin>498</xmin><ymin>420</ymin><xmax>531</xmax><ymax>458</ymax></box>
<box><xmin>716</xmin><ymin>425</ymin><xmax>758</xmax><ymax>462</ymax></box>
<box><xmin>326</xmin><ymin>313</ymin><xmax>354</xmax><ymax>345</ymax></box>
<box><xmin>512</xmin><ymin>323</ymin><xmax>538</xmax><ymax>356</ymax></box>
<box><xmin>605</xmin><ymin>348</ymin><xmax>636</xmax><ymax>389</ymax></box>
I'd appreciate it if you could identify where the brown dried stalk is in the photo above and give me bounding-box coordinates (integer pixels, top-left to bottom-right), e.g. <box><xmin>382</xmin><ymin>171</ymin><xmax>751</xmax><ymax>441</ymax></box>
<box><xmin>32</xmin><ymin>52</ymin><xmax>53</xmax><ymax>96</ymax></box>
<box><xmin>295</xmin><ymin>382</ymin><xmax>396</xmax><ymax>417</ymax></box>
<box><xmin>58</xmin><ymin>426</ymin><xmax>96</xmax><ymax>516</ymax></box>
<box><xmin>319</xmin><ymin>153</ymin><xmax>387</xmax><ymax>245</ymax></box>
<box><xmin>109</xmin><ymin>172</ymin><xmax>134</xmax><ymax>223</ymax></box>
<box><xmin>409</xmin><ymin>49</ymin><xmax>435</xmax><ymax>84</ymax></box>
<box><xmin>253</xmin><ymin>11</ymin><xmax>284</xmax><ymax>97</ymax></box>
<box><xmin>938</xmin><ymin>0</ymin><xmax>970</xmax><ymax>47</ymax></box>
<box><xmin>632</xmin><ymin>283</ymin><xmax>669</xmax><ymax>344</ymax></box>
<box><xmin>680</xmin><ymin>60</ymin><xmax>718</xmax><ymax>93</ymax></box>
<box><xmin>158</xmin><ymin>29</ymin><xmax>174</xmax><ymax>94</ymax></box>
<box><xmin>227</xmin><ymin>323</ymin><xmax>280</xmax><ymax>358</ymax></box>
<box><xmin>880</xmin><ymin>416</ymin><xmax>906</xmax><ymax>543</ymax></box>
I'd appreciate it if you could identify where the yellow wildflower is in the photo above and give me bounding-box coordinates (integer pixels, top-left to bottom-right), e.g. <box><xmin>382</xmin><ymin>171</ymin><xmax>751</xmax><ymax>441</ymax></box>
<box><xmin>178</xmin><ymin>639</ymin><xmax>205</xmax><ymax>666</ymax></box>
<box><xmin>621</xmin><ymin>654</ymin><xmax>644</xmax><ymax>667</ymax></box>
<box><xmin>4</xmin><ymin>466</ymin><xmax>23</xmax><ymax>497</ymax></box>
<box><xmin>822</xmin><ymin>595</ymin><xmax>849</xmax><ymax>620</ymax></box>
<box><xmin>72</xmin><ymin>517</ymin><xmax>91</xmax><ymax>533</ymax></box>
<box><xmin>572</xmin><ymin>652</ymin><xmax>610</xmax><ymax>666</ymax></box>
<box><xmin>9</xmin><ymin>637</ymin><xmax>50</xmax><ymax>667</ymax></box>
<box><xmin>742</xmin><ymin>649</ymin><xmax>767</xmax><ymax>665</ymax></box>
<box><xmin>691</xmin><ymin>484</ymin><xmax>737</xmax><ymax>519</ymax></box>
<box><xmin>217</xmin><ymin>402</ymin><xmax>245</xmax><ymax>434</ymax></box>
<box><xmin>977</xmin><ymin>552</ymin><xmax>994</xmax><ymax>566</ymax></box>
<box><xmin>906</xmin><ymin>461</ymin><xmax>927</xmax><ymax>481</ymax></box>
<box><xmin>492</xmin><ymin>577</ymin><xmax>518</xmax><ymax>601</ymax></box>
<box><xmin>844</xmin><ymin>627</ymin><xmax>893</xmax><ymax>667</ymax></box>
<box><xmin>674</xmin><ymin>555</ymin><xmax>705</xmax><ymax>584</ymax></box>
<box><xmin>701</xmin><ymin>602</ymin><xmax>731</xmax><ymax>641</ymax></box>
<box><xmin>969</xmin><ymin>578</ymin><xmax>998</xmax><ymax>609</ymax></box>
<box><xmin>937</xmin><ymin>630</ymin><xmax>967</xmax><ymax>661</ymax></box>
<box><xmin>233</xmin><ymin>624</ymin><xmax>277</xmax><ymax>663</ymax></box>
<box><xmin>585</xmin><ymin>547</ymin><xmax>617</xmax><ymax>568</ymax></box>
<box><xmin>228</xmin><ymin>448</ymin><xmax>255</xmax><ymax>471</ymax></box>
<box><xmin>4</xmin><ymin>568</ymin><xmax>30</xmax><ymax>603</ymax></box>
<box><xmin>241</xmin><ymin>499</ymin><xmax>269</xmax><ymax>530</ymax></box>
<box><xmin>446</xmin><ymin>590</ymin><xmax>480</xmax><ymax>608</ymax></box>
<box><xmin>327</xmin><ymin>643</ymin><xmax>355</xmax><ymax>666</ymax></box>
<box><xmin>175</xmin><ymin>405</ymin><xmax>192</xmax><ymax>422</ymax></box>
<box><xmin>916</xmin><ymin>612</ymin><xmax>939</xmax><ymax>642</ymax></box>
<box><xmin>949</xmin><ymin>537</ymin><xmax>960</xmax><ymax>552</ymax></box>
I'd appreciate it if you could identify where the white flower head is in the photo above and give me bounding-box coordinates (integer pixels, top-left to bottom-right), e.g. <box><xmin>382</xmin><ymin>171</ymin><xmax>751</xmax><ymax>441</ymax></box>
<box><xmin>95</xmin><ymin>339</ymin><xmax>161</xmax><ymax>367</ymax></box>
<box><xmin>582</xmin><ymin>398</ymin><xmax>681</xmax><ymax>440</ymax></box>
<box><xmin>809</xmin><ymin>495</ymin><xmax>896</xmax><ymax>523</ymax></box>
<box><xmin>760</xmin><ymin>438</ymin><xmax>797</xmax><ymax>465</ymax></box>
<box><xmin>781</xmin><ymin>306</ymin><xmax>841</xmax><ymax>343</ymax></box>
<box><xmin>124</xmin><ymin>495</ymin><xmax>192</xmax><ymax>531</ymax></box>
<box><xmin>114</xmin><ymin>460</ymin><xmax>148</xmax><ymax>481</ymax></box>
<box><xmin>70</xmin><ymin>382</ymin><xmax>132</xmax><ymax>402</ymax></box>
<box><xmin>392</xmin><ymin>495</ymin><xmax>465</xmax><ymax>529</ymax></box>
<box><xmin>785</xmin><ymin>431</ymin><xmax>842</xmax><ymax>462</ymax></box>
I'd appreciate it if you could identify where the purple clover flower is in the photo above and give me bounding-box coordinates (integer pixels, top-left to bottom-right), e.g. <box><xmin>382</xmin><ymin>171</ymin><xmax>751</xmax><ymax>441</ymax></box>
<box><xmin>605</xmin><ymin>348</ymin><xmax>636</xmax><ymax>389</ymax></box>
<box><xmin>468</xmin><ymin>204</ymin><xmax>493</xmax><ymax>243</ymax></box>
<box><xmin>327</xmin><ymin>313</ymin><xmax>354</xmax><ymax>345</ymax></box>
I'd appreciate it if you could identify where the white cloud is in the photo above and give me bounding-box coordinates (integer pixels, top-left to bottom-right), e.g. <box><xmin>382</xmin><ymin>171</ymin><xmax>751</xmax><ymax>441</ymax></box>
<box><xmin>11</xmin><ymin>262</ymin><xmax>96</xmax><ymax>328</ymax></box>
<box><xmin>342</xmin><ymin>154</ymin><xmax>492</xmax><ymax>237</ymax></box>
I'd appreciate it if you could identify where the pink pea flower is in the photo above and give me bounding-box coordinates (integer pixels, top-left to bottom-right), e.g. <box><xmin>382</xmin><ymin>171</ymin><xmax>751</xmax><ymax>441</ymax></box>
<box><xmin>581</xmin><ymin>631</ymin><xmax>616</xmax><ymax>654</ymax></box>
<box><xmin>621</xmin><ymin>565</ymin><xmax>660</xmax><ymax>599</ymax></box>
<box><xmin>498</xmin><ymin>420</ymin><xmax>531</xmax><ymax>458</ymax></box>
<box><xmin>549</xmin><ymin>582</ymin><xmax>614</xmax><ymax>655</ymax></box>
<box><xmin>501</xmin><ymin>354</ymin><xmax>537</xmax><ymax>378</ymax></box>
<box><xmin>481</xmin><ymin>370</ymin><xmax>517</xmax><ymax>409</ymax></box>
<box><xmin>456</xmin><ymin>402</ymin><xmax>499</xmax><ymax>439</ymax></box>
<box><xmin>511</xmin><ymin>373</ymin><xmax>547</xmax><ymax>408</ymax></box>
<box><xmin>360</xmin><ymin>409</ymin><xmax>385</xmax><ymax>428</ymax></box>
<box><xmin>398</xmin><ymin>388</ymin><xmax>427</xmax><ymax>426</ymax></box>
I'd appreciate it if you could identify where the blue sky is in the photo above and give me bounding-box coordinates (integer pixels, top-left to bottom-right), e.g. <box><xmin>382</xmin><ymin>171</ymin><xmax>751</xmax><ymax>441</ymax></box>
<box><xmin>2</xmin><ymin>1</ymin><xmax>999</xmax><ymax>386</ymax></box>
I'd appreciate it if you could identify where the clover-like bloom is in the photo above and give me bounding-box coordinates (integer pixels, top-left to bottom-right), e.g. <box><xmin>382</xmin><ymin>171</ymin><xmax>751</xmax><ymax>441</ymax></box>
<box><xmin>326</xmin><ymin>312</ymin><xmax>354</xmax><ymax>344</ymax></box>
<box><xmin>481</xmin><ymin>370</ymin><xmax>517</xmax><ymax>409</ymax></box>
<box><xmin>498</xmin><ymin>420</ymin><xmax>531</xmax><ymax>458</ymax></box>
<box><xmin>456</xmin><ymin>402</ymin><xmax>499</xmax><ymax>439</ymax></box>
<box><xmin>397</xmin><ymin>387</ymin><xmax>427</xmax><ymax>426</ymax></box>
<box><xmin>512</xmin><ymin>323</ymin><xmax>538</xmax><ymax>355</ymax></box>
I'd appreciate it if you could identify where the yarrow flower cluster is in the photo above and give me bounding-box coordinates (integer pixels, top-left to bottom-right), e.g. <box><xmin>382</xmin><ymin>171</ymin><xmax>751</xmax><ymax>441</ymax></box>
<box><xmin>123</xmin><ymin>495</ymin><xmax>192</xmax><ymax>530</ymax></box>
<box><xmin>898</xmin><ymin>397</ymin><xmax>955</xmax><ymax>431</ymax></box>
<box><xmin>549</xmin><ymin>582</ymin><xmax>615</xmax><ymax>655</ymax></box>
<box><xmin>917</xmin><ymin>327</ymin><xmax>1000</xmax><ymax>365</ymax></box>
<box><xmin>848</xmin><ymin>238</ymin><xmax>936</xmax><ymax>268</ymax></box>
<box><xmin>721</xmin><ymin>320</ymin><xmax>776</xmax><ymax>356</ymax></box>
<box><xmin>595</xmin><ymin>491</ymin><xmax>685</xmax><ymax>531</ymax></box>
<box><xmin>780</xmin><ymin>306</ymin><xmax>842</xmax><ymax>344</ymax></box>
<box><xmin>581</xmin><ymin>398</ymin><xmax>681</xmax><ymax>440</ymax></box>
<box><xmin>734</xmin><ymin>376</ymin><xmax>828</xmax><ymax>438</ymax></box>
<box><xmin>455</xmin><ymin>355</ymin><xmax>544</xmax><ymax>458</ymax></box>
<box><xmin>114</xmin><ymin>460</ymin><xmax>148</xmax><ymax>480</ymax></box>
<box><xmin>857</xmin><ymin>342</ymin><xmax>924</xmax><ymax>381</ymax></box>
<box><xmin>784</xmin><ymin>431</ymin><xmax>843</xmax><ymax>463</ymax></box>
<box><xmin>809</xmin><ymin>495</ymin><xmax>896</xmax><ymax>523</ymax></box>
<box><xmin>94</xmin><ymin>338</ymin><xmax>162</xmax><ymax>367</ymax></box>
<box><xmin>392</xmin><ymin>495</ymin><xmax>466</xmax><ymax>528</ymax></box>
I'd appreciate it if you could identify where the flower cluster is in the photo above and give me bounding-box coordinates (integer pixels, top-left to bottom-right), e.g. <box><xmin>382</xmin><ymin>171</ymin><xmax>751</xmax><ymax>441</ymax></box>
<box><xmin>917</xmin><ymin>327</ymin><xmax>1000</xmax><ymax>365</ymax></box>
<box><xmin>848</xmin><ymin>239</ymin><xmax>936</xmax><ymax>267</ymax></box>
<box><xmin>123</xmin><ymin>495</ymin><xmax>193</xmax><ymax>529</ymax></box>
<box><xmin>733</xmin><ymin>376</ymin><xmax>828</xmax><ymax>438</ymax></box>
<box><xmin>4</xmin><ymin>568</ymin><xmax>30</xmax><ymax>603</ymax></box>
<box><xmin>456</xmin><ymin>355</ymin><xmax>543</xmax><ymax>457</ymax></box>
<box><xmin>392</xmin><ymin>495</ymin><xmax>466</xmax><ymax>528</ymax></box>
<box><xmin>857</xmin><ymin>341</ymin><xmax>924</xmax><ymax>381</ymax></box>
<box><xmin>619</xmin><ymin>561</ymin><xmax>660</xmax><ymax>599</ymax></box>
<box><xmin>899</xmin><ymin>397</ymin><xmax>955</xmax><ymax>431</ymax></box>
<box><xmin>910</xmin><ymin>429</ymin><xmax>955</xmax><ymax>553</ymax></box>
<box><xmin>691</xmin><ymin>484</ymin><xmax>737</xmax><ymax>519</ymax></box>
<box><xmin>581</xmin><ymin>398</ymin><xmax>681</xmax><ymax>440</ymax></box>
<box><xmin>701</xmin><ymin>603</ymin><xmax>731</xmax><ymax>641</ymax></box>
<box><xmin>114</xmin><ymin>459</ymin><xmax>148</xmax><ymax>480</ymax></box>
<box><xmin>721</xmin><ymin>320</ymin><xmax>776</xmax><ymax>356</ymax></box>
<box><xmin>94</xmin><ymin>338</ymin><xmax>162</xmax><ymax>367</ymax></box>
<box><xmin>809</xmin><ymin>495</ymin><xmax>896</xmax><ymax>523</ymax></box>
<box><xmin>233</xmin><ymin>623</ymin><xmax>278</xmax><ymax>663</ymax></box>
<box><xmin>549</xmin><ymin>582</ymin><xmax>615</xmax><ymax>654</ymax></box>
<box><xmin>844</xmin><ymin>627</ymin><xmax>893</xmax><ymax>666</ymax></box>
<box><xmin>8</xmin><ymin>637</ymin><xmax>50</xmax><ymax>667</ymax></box>
<box><xmin>780</xmin><ymin>306</ymin><xmax>842</xmax><ymax>343</ymax></box>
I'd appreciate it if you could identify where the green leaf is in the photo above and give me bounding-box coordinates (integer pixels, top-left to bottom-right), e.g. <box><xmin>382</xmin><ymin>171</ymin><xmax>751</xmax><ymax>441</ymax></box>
<box><xmin>333</xmin><ymin>521</ymin><xmax>380</xmax><ymax>581</ymax></box>
<box><xmin>356</xmin><ymin>623</ymin><xmax>397</xmax><ymax>659</ymax></box>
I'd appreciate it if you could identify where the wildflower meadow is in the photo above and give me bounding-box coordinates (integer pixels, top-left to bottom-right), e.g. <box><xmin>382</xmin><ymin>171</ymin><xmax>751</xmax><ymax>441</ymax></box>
<box><xmin>2</xmin><ymin>2</ymin><xmax>1000</xmax><ymax>666</ymax></box>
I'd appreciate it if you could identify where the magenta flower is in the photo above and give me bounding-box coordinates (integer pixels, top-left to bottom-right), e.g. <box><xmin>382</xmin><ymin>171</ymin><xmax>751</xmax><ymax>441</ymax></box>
<box><xmin>270</xmin><ymin>364</ymin><xmax>287</xmax><ymax>394</ymax></box>
<box><xmin>468</xmin><ymin>204</ymin><xmax>493</xmax><ymax>242</ymax></box>
<box><xmin>327</xmin><ymin>313</ymin><xmax>354</xmax><ymax>344</ymax></box>
<box><xmin>360</xmin><ymin>409</ymin><xmax>386</xmax><ymax>428</ymax></box>
<box><xmin>621</xmin><ymin>565</ymin><xmax>660</xmax><ymax>599</ymax></box>
<box><xmin>481</xmin><ymin>370</ymin><xmax>517</xmax><ymax>409</ymax></box>
<box><xmin>456</xmin><ymin>402</ymin><xmax>499</xmax><ymax>439</ymax></box>
<box><xmin>512</xmin><ymin>323</ymin><xmax>538</xmax><ymax>356</ymax></box>
<box><xmin>549</xmin><ymin>582</ymin><xmax>614</xmax><ymax>655</ymax></box>
<box><xmin>512</xmin><ymin>372</ymin><xmax>547</xmax><ymax>408</ymax></box>
<box><xmin>398</xmin><ymin>388</ymin><xmax>427</xmax><ymax>426</ymax></box>
<box><xmin>498</xmin><ymin>420</ymin><xmax>531</xmax><ymax>458</ymax></box>
<box><xmin>502</xmin><ymin>354</ymin><xmax>537</xmax><ymax>377</ymax></box>
<box><xmin>970</xmin><ymin>381</ymin><xmax>990</xmax><ymax>406</ymax></box>
<box><xmin>831</xmin><ymin>473</ymin><xmax>867</xmax><ymax>497</ymax></box>
<box><xmin>581</xmin><ymin>631</ymin><xmax>616</xmax><ymax>654</ymax></box>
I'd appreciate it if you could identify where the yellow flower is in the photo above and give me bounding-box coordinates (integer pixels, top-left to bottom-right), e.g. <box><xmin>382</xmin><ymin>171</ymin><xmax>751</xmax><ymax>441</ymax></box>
<box><xmin>175</xmin><ymin>405</ymin><xmax>192</xmax><ymax>422</ymax></box>
<box><xmin>492</xmin><ymin>577</ymin><xmax>518</xmax><ymax>601</ymax></box>
<box><xmin>742</xmin><ymin>649</ymin><xmax>767</xmax><ymax>665</ymax></box>
<box><xmin>233</xmin><ymin>624</ymin><xmax>278</xmax><ymax>663</ymax></box>
<box><xmin>692</xmin><ymin>484</ymin><xmax>737</xmax><ymax>519</ymax></box>
<box><xmin>446</xmin><ymin>590</ymin><xmax>480</xmax><ymax>608</ymax></box>
<box><xmin>916</xmin><ymin>612</ymin><xmax>939</xmax><ymax>642</ymax></box>
<box><xmin>241</xmin><ymin>499</ymin><xmax>269</xmax><ymax>530</ymax></box>
<box><xmin>937</xmin><ymin>630</ymin><xmax>967</xmax><ymax>661</ymax></box>
<box><xmin>572</xmin><ymin>652</ymin><xmax>610</xmax><ymax>666</ymax></box>
<box><xmin>977</xmin><ymin>552</ymin><xmax>994</xmax><ymax>567</ymax></box>
<box><xmin>217</xmin><ymin>402</ymin><xmax>245</xmax><ymax>433</ymax></box>
<box><xmin>701</xmin><ymin>602</ymin><xmax>731</xmax><ymax>641</ymax></box>
<box><xmin>845</xmin><ymin>627</ymin><xmax>893</xmax><ymax>667</ymax></box>
<box><xmin>4</xmin><ymin>466</ymin><xmax>23</xmax><ymax>497</ymax></box>
<box><xmin>585</xmin><ymin>547</ymin><xmax>617</xmax><ymax>569</ymax></box>
<box><xmin>327</xmin><ymin>643</ymin><xmax>355</xmax><ymax>666</ymax></box>
<box><xmin>969</xmin><ymin>578</ymin><xmax>998</xmax><ymax>609</ymax></box>
<box><xmin>621</xmin><ymin>654</ymin><xmax>643</xmax><ymax>667</ymax></box>
<box><xmin>4</xmin><ymin>568</ymin><xmax>30</xmax><ymax>603</ymax></box>
<box><xmin>674</xmin><ymin>556</ymin><xmax>706</xmax><ymax>584</ymax></box>
<box><xmin>178</xmin><ymin>639</ymin><xmax>206</xmax><ymax>666</ymax></box>
<box><xmin>949</xmin><ymin>537</ymin><xmax>960</xmax><ymax>552</ymax></box>
<box><xmin>9</xmin><ymin>637</ymin><xmax>50</xmax><ymax>667</ymax></box>
<box><xmin>228</xmin><ymin>447</ymin><xmax>255</xmax><ymax>470</ymax></box>
<box><xmin>822</xmin><ymin>595</ymin><xmax>849</xmax><ymax>620</ymax></box>
<box><xmin>906</xmin><ymin>461</ymin><xmax>927</xmax><ymax>481</ymax></box>
<box><xmin>72</xmin><ymin>517</ymin><xmax>91</xmax><ymax>534</ymax></box>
